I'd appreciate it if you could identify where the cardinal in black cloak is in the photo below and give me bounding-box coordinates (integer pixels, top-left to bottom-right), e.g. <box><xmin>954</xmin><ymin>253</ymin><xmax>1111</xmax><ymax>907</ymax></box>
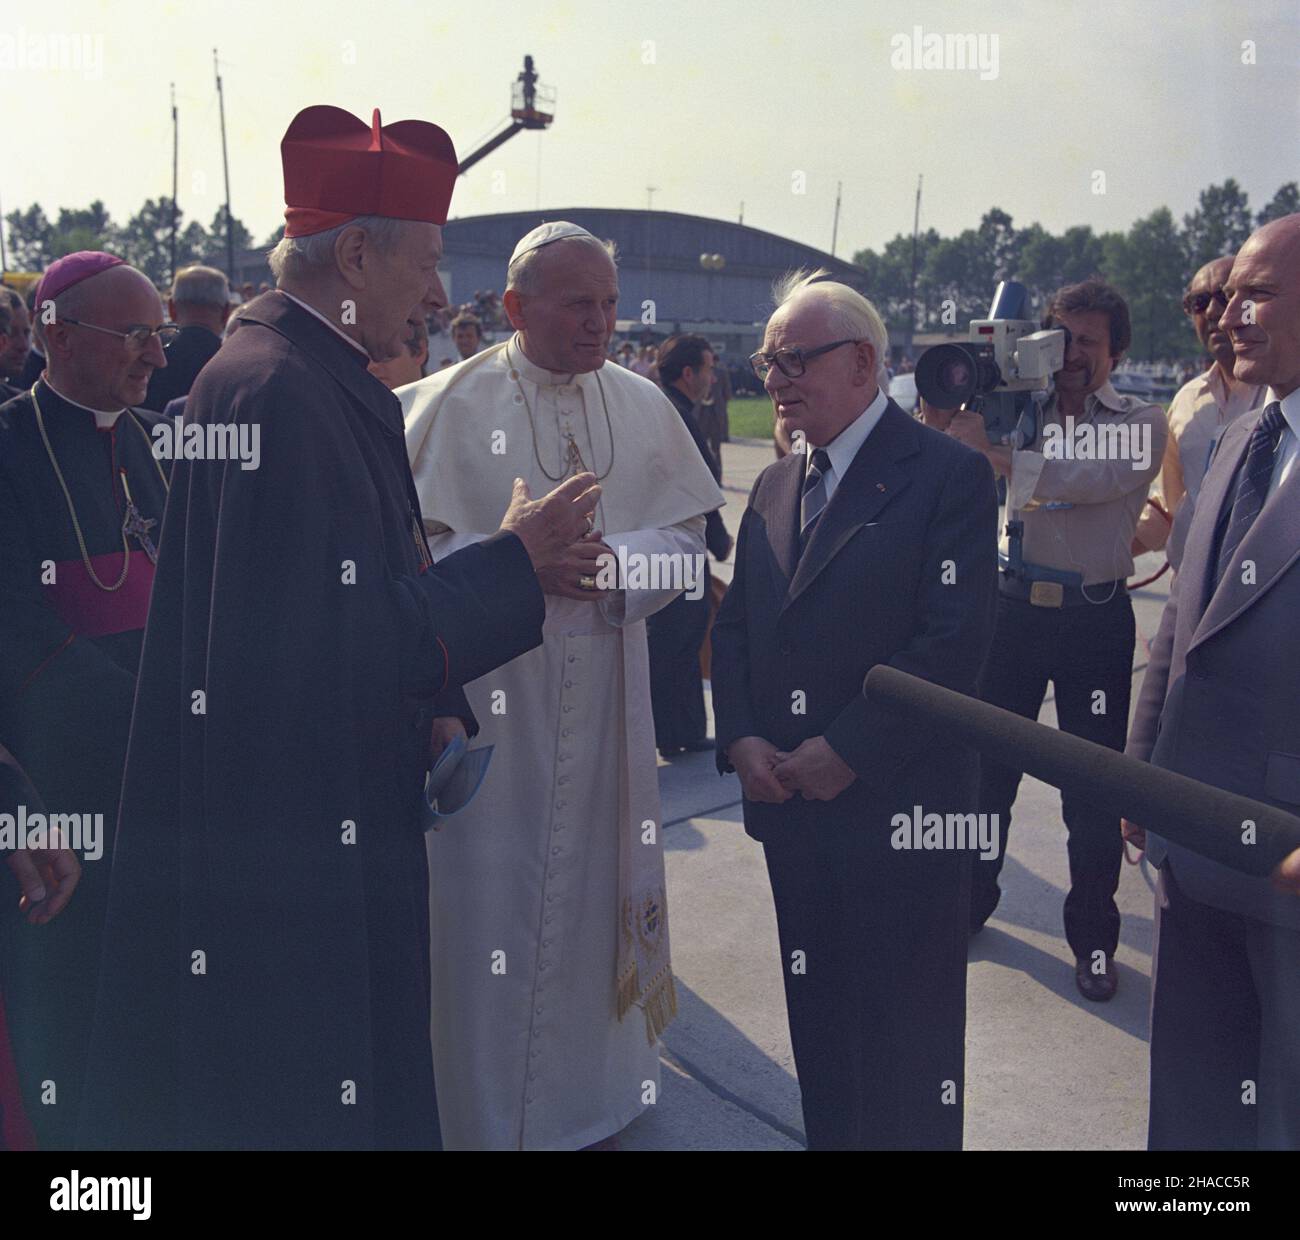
<box><xmin>78</xmin><ymin>106</ymin><xmax>599</xmax><ymax>1150</ymax></box>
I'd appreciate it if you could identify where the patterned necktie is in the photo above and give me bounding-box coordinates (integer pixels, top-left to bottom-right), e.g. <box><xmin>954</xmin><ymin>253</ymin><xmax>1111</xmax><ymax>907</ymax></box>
<box><xmin>800</xmin><ymin>448</ymin><xmax>832</xmax><ymax>550</ymax></box>
<box><xmin>1213</xmin><ymin>401</ymin><xmax>1286</xmax><ymax>589</ymax></box>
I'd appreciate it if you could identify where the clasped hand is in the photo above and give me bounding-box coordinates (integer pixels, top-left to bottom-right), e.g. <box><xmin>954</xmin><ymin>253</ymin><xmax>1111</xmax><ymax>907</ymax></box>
<box><xmin>729</xmin><ymin>735</ymin><xmax>856</xmax><ymax>803</ymax></box>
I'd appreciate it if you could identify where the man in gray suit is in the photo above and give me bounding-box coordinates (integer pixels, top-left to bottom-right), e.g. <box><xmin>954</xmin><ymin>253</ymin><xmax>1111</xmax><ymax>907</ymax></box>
<box><xmin>1124</xmin><ymin>214</ymin><xmax>1300</xmax><ymax>1150</ymax></box>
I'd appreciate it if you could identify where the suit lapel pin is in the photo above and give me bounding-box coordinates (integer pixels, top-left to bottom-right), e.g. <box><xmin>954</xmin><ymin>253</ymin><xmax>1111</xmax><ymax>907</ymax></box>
<box><xmin>877</xmin><ymin>482</ymin><xmax>887</xmax><ymax>492</ymax></box>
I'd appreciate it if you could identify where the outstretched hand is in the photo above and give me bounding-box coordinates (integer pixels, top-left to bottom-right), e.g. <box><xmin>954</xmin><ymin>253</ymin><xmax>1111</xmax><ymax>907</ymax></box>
<box><xmin>537</xmin><ymin>529</ymin><xmax>616</xmax><ymax>600</ymax></box>
<box><xmin>499</xmin><ymin>473</ymin><xmax>601</xmax><ymax>572</ymax></box>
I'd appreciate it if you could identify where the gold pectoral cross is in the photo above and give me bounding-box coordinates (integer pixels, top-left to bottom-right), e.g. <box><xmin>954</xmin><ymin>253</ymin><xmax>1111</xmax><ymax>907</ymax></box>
<box><xmin>563</xmin><ymin>431</ymin><xmax>587</xmax><ymax>477</ymax></box>
<box><xmin>563</xmin><ymin>432</ymin><xmax>597</xmax><ymax>531</ymax></box>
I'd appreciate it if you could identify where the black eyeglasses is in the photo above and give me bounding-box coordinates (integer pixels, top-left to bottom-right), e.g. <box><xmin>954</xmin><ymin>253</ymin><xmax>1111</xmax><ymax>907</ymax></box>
<box><xmin>61</xmin><ymin>318</ymin><xmax>180</xmax><ymax>352</ymax></box>
<box><xmin>749</xmin><ymin>338</ymin><xmax>862</xmax><ymax>381</ymax></box>
<box><xmin>1182</xmin><ymin>289</ymin><xmax>1228</xmax><ymax>315</ymax></box>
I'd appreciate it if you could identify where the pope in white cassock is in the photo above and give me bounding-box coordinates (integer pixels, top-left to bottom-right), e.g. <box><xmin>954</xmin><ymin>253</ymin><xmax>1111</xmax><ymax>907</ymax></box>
<box><xmin>400</xmin><ymin>222</ymin><xmax>724</xmax><ymax>1149</ymax></box>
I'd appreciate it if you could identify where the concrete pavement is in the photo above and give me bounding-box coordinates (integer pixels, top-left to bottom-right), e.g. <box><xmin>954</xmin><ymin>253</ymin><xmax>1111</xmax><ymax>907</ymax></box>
<box><xmin>622</xmin><ymin>436</ymin><xmax>1173</xmax><ymax>1150</ymax></box>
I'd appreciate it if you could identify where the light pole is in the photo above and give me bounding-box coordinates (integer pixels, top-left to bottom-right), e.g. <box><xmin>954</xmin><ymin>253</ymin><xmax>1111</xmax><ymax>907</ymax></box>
<box><xmin>699</xmin><ymin>252</ymin><xmax>725</xmax><ymax>321</ymax></box>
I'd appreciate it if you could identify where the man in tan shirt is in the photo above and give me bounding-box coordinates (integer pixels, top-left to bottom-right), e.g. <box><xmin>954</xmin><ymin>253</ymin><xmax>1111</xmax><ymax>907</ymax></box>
<box><xmin>935</xmin><ymin>278</ymin><xmax>1166</xmax><ymax>1001</ymax></box>
<box><xmin>1134</xmin><ymin>256</ymin><xmax>1267</xmax><ymax>567</ymax></box>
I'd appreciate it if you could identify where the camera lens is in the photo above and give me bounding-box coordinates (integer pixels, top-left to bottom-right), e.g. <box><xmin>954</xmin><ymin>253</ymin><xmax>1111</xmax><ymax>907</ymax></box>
<box><xmin>915</xmin><ymin>342</ymin><xmax>1001</xmax><ymax>408</ymax></box>
<box><xmin>916</xmin><ymin>342</ymin><xmax>977</xmax><ymax>406</ymax></box>
<box><xmin>937</xmin><ymin>356</ymin><xmax>973</xmax><ymax>391</ymax></box>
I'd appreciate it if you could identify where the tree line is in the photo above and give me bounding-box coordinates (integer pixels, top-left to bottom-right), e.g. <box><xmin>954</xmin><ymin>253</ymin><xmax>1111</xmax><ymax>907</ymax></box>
<box><xmin>851</xmin><ymin>179</ymin><xmax>1299</xmax><ymax>360</ymax></box>
<box><xmin>2</xmin><ymin>199</ymin><xmax>286</xmax><ymax>288</ymax></box>
<box><xmin>5</xmin><ymin>177</ymin><xmax>1297</xmax><ymax>361</ymax></box>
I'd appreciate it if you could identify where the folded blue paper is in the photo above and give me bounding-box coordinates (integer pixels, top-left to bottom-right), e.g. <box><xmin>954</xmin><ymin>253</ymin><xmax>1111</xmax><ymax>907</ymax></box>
<box><xmin>422</xmin><ymin>734</ymin><xmax>494</xmax><ymax>831</ymax></box>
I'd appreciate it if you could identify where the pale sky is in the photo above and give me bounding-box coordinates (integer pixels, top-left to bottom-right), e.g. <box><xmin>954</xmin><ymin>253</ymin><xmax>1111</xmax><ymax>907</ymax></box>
<box><xmin>3</xmin><ymin>0</ymin><xmax>1296</xmax><ymax>261</ymax></box>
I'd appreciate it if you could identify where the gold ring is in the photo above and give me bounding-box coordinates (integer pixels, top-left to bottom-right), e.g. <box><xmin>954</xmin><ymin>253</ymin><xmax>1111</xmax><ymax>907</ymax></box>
<box><xmin>578</xmin><ymin>574</ymin><xmax>598</xmax><ymax>591</ymax></box>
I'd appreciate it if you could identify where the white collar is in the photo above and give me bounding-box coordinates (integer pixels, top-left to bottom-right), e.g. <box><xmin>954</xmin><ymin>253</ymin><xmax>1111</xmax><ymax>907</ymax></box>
<box><xmin>1090</xmin><ymin>380</ymin><xmax>1130</xmax><ymax>413</ymax></box>
<box><xmin>41</xmin><ymin>377</ymin><xmax>127</xmax><ymax>428</ymax></box>
<box><xmin>279</xmin><ymin>290</ymin><xmax>371</xmax><ymax>359</ymax></box>
<box><xmin>1202</xmin><ymin>362</ymin><xmax>1261</xmax><ymax>401</ymax></box>
<box><xmin>814</xmin><ymin>386</ymin><xmax>889</xmax><ymax>479</ymax></box>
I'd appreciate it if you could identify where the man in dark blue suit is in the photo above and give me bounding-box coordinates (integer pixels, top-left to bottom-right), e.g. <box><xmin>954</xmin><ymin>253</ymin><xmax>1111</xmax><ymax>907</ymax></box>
<box><xmin>650</xmin><ymin>333</ymin><xmax>732</xmax><ymax>757</ymax></box>
<box><xmin>711</xmin><ymin>272</ymin><xmax>998</xmax><ymax>1149</ymax></box>
<box><xmin>1125</xmin><ymin>215</ymin><xmax>1300</xmax><ymax>1150</ymax></box>
<box><xmin>141</xmin><ymin>265</ymin><xmax>230</xmax><ymax>412</ymax></box>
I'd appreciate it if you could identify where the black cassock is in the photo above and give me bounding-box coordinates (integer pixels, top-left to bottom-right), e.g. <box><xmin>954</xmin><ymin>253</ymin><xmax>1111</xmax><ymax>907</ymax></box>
<box><xmin>78</xmin><ymin>292</ymin><xmax>544</xmax><ymax>1150</ymax></box>
<box><xmin>0</xmin><ymin>381</ymin><xmax>168</xmax><ymax>1150</ymax></box>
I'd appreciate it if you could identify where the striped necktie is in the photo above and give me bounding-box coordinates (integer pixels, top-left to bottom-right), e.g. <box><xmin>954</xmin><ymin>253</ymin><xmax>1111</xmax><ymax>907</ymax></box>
<box><xmin>1213</xmin><ymin>401</ymin><xmax>1286</xmax><ymax>589</ymax></box>
<box><xmin>800</xmin><ymin>448</ymin><xmax>832</xmax><ymax>550</ymax></box>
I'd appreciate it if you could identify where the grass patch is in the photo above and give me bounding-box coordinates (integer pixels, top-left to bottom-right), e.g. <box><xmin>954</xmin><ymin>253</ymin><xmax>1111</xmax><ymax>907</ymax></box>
<box><xmin>726</xmin><ymin>396</ymin><xmax>774</xmax><ymax>440</ymax></box>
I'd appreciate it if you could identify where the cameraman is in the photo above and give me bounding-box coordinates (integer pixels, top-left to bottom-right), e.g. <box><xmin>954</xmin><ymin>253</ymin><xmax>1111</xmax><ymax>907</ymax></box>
<box><xmin>924</xmin><ymin>279</ymin><xmax>1167</xmax><ymax>1001</ymax></box>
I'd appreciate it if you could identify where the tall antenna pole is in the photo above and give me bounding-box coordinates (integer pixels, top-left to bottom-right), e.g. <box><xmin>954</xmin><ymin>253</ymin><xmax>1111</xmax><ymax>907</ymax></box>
<box><xmin>169</xmin><ymin>82</ymin><xmax>179</xmax><ymax>284</ymax></box>
<box><xmin>646</xmin><ymin>185</ymin><xmax>657</xmax><ymax>212</ymax></box>
<box><xmin>831</xmin><ymin>181</ymin><xmax>842</xmax><ymax>256</ymax></box>
<box><xmin>907</xmin><ymin>173</ymin><xmax>923</xmax><ymax>348</ymax></box>
<box><xmin>214</xmin><ymin>48</ymin><xmax>234</xmax><ymax>282</ymax></box>
<box><xmin>738</xmin><ymin>201</ymin><xmax>744</xmax><ymax>225</ymax></box>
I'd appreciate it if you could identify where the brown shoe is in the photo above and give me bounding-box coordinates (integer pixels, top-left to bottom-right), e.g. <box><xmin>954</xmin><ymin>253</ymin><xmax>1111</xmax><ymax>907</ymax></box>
<box><xmin>1075</xmin><ymin>956</ymin><xmax>1117</xmax><ymax>1002</ymax></box>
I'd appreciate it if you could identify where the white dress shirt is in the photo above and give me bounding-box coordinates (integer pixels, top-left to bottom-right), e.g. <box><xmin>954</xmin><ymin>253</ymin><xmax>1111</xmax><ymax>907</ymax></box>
<box><xmin>806</xmin><ymin>385</ymin><xmax>889</xmax><ymax>502</ymax></box>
